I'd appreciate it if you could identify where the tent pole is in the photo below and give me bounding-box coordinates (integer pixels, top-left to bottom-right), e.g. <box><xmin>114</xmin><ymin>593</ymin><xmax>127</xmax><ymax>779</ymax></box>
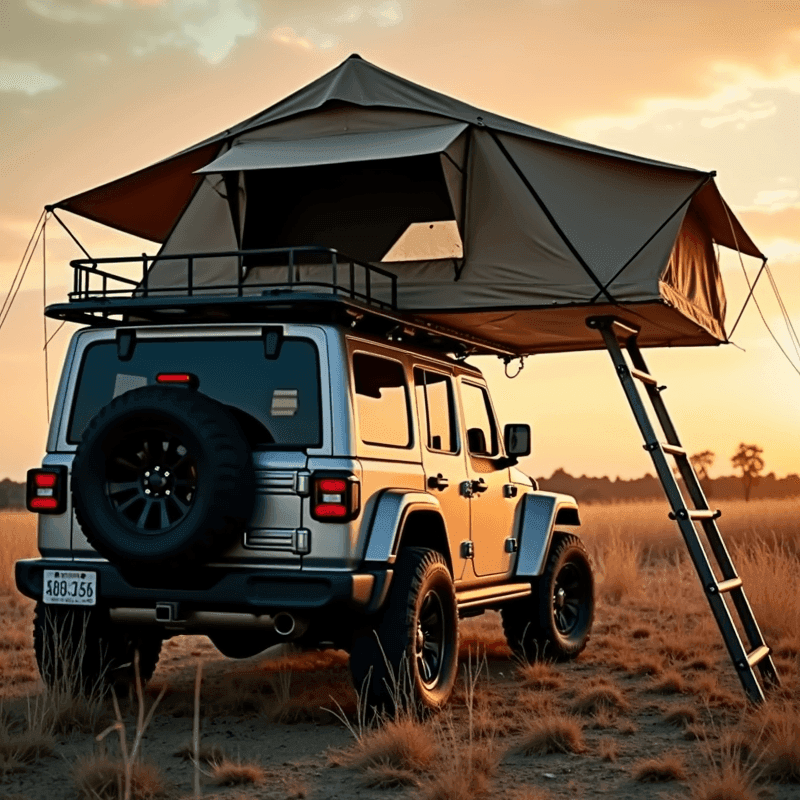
<box><xmin>486</xmin><ymin>130</ymin><xmax>615</xmax><ymax>304</ymax></box>
<box><xmin>589</xmin><ymin>173</ymin><xmax>714</xmax><ymax>303</ymax></box>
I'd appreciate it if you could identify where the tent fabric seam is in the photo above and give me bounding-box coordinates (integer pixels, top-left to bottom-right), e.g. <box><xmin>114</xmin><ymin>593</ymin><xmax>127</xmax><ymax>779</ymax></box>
<box><xmin>486</xmin><ymin>128</ymin><xmax>615</xmax><ymax>304</ymax></box>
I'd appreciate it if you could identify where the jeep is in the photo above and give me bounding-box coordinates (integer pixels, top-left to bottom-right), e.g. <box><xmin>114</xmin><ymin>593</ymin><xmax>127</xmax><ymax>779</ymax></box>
<box><xmin>17</xmin><ymin>250</ymin><xmax>593</xmax><ymax>710</ymax></box>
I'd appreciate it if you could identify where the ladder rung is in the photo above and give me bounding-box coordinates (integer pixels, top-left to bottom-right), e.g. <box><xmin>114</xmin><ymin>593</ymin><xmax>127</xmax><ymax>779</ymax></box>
<box><xmin>689</xmin><ymin>509</ymin><xmax>722</xmax><ymax>521</ymax></box>
<box><xmin>669</xmin><ymin>508</ymin><xmax>722</xmax><ymax>521</ymax></box>
<box><xmin>661</xmin><ymin>443</ymin><xmax>686</xmax><ymax>457</ymax></box>
<box><xmin>715</xmin><ymin>577</ymin><xmax>743</xmax><ymax>595</ymax></box>
<box><xmin>747</xmin><ymin>645</ymin><xmax>770</xmax><ymax>668</ymax></box>
<box><xmin>630</xmin><ymin>367</ymin><xmax>658</xmax><ymax>385</ymax></box>
<box><xmin>610</xmin><ymin>319</ymin><xmax>639</xmax><ymax>337</ymax></box>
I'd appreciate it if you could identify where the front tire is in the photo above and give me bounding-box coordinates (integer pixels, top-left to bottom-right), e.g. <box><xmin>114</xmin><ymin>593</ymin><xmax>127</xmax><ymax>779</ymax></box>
<box><xmin>349</xmin><ymin>548</ymin><xmax>458</xmax><ymax>713</ymax></box>
<box><xmin>502</xmin><ymin>532</ymin><xmax>594</xmax><ymax>661</ymax></box>
<box><xmin>33</xmin><ymin>603</ymin><xmax>162</xmax><ymax>697</ymax></box>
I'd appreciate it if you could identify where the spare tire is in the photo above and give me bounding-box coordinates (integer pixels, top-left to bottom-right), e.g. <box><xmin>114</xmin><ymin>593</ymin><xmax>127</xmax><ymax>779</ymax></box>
<box><xmin>72</xmin><ymin>385</ymin><xmax>255</xmax><ymax>566</ymax></box>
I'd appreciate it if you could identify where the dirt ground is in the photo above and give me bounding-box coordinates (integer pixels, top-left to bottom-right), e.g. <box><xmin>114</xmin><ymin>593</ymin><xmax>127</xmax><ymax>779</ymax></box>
<box><xmin>1</xmin><ymin>586</ymin><xmax>798</xmax><ymax>800</ymax></box>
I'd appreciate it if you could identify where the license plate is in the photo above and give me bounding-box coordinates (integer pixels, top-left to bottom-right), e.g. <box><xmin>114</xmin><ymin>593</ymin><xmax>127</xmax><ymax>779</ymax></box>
<box><xmin>43</xmin><ymin>570</ymin><xmax>97</xmax><ymax>606</ymax></box>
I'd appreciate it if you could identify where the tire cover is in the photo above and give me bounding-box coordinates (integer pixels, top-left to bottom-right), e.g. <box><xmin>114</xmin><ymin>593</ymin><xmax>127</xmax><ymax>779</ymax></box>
<box><xmin>72</xmin><ymin>385</ymin><xmax>255</xmax><ymax>565</ymax></box>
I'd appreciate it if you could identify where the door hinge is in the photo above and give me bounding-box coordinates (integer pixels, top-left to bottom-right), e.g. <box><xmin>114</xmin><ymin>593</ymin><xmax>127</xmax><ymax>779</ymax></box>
<box><xmin>460</xmin><ymin>480</ymin><xmax>473</xmax><ymax>498</ymax></box>
<box><xmin>460</xmin><ymin>540</ymin><xmax>474</xmax><ymax>559</ymax></box>
<box><xmin>503</xmin><ymin>484</ymin><xmax>518</xmax><ymax>498</ymax></box>
<box><xmin>504</xmin><ymin>537</ymin><xmax>518</xmax><ymax>553</ymax></box>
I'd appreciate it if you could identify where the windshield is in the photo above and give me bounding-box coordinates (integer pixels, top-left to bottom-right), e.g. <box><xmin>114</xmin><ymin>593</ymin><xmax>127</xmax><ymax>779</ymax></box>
<box><xmin>68</xmin><ymin>336</ymin><xmax>321</xmax><ymax>448</ymax></box>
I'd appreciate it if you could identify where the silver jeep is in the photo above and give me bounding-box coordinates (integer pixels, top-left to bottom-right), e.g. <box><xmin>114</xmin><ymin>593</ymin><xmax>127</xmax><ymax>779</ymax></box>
<box><xmin>18</xmin><ymin>310</ymin><xmax>593</xmax><ymax>709</ymax></box>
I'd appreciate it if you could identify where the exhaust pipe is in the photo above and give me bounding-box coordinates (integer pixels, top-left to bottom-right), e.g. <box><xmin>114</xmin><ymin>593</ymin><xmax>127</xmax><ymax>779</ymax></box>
<box><xmin>274</xmin><ymin>612</ymin><xmax>307</xmax><ymax>637</ymax></box>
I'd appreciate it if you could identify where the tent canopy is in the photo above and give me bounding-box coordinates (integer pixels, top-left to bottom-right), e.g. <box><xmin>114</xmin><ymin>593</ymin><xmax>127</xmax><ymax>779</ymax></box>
<box><xmin>54</xmin><ymin>54</ymin><xmax>764</xmax><ymax>354</ymax></box>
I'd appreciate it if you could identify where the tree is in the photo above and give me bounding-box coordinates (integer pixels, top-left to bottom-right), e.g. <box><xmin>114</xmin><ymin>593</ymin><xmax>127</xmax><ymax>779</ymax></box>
<box><xmin>731</xmin><ymin>444</ymin><xmax>765</xmax><ymax>502</ymax></box>
<box><xmin>690</xmin><ymin>450</ymin><xmax>715</xmax><ymax>497</ymax></box>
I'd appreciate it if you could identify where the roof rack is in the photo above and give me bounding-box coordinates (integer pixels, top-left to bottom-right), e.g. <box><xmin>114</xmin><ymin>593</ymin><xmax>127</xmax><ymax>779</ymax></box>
<box><xmin>45</xmin><ymin>245</ymin><xmax>517</xmax><ymax>358</ymax></box>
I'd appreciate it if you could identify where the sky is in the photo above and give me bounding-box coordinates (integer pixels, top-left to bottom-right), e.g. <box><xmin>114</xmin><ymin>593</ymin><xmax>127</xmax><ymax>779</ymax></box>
<box><xmin>0</xmin><ymin>0</ymin><xmax>798</xmax><ymax>483</ymax></box>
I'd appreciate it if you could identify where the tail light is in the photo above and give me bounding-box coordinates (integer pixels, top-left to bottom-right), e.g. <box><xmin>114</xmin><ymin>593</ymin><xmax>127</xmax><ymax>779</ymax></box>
<box><xmin>156</xmin><ymin>372</ymin><xmax>199</xmax><ymax>388</ymax></box>
<box><xmin>27</xmin><ymin>466</ymin><xmax>68</xmax><ymax>514</ymax></box>
<box><xmin>310</xmin><ymin>473</ymin><xmax>360</xmax><ymax>522</ymax></box>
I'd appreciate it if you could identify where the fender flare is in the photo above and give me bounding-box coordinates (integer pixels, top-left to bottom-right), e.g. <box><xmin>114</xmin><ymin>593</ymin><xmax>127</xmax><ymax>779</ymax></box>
<box><xmin>362</xmin><ymin>490</ymin><xmax>444</xmax><ymax>564</ymax></box>
<box><xmin>514</xmin><ymin>491</ymin><xmax>581</xmax><ymax>578</ymax></box>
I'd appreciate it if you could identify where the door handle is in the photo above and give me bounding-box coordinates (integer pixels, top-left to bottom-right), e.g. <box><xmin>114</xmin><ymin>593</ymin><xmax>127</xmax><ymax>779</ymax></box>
<box><xmin>471</xmin><ymin>478</ymin><xmax>488</xmax><ymax>494</ymax></box>
<box><xmin>427</xmin><ymin>473</ymin><xmax>450</xmax><ymax>491</ymax></box>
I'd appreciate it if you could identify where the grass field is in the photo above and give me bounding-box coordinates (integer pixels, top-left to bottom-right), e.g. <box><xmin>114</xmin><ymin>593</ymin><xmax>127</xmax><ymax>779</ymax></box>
<box><xmin>0</xmin><ymin>499</ymin><xmax>798</xmax><ymax>799</ymax></box>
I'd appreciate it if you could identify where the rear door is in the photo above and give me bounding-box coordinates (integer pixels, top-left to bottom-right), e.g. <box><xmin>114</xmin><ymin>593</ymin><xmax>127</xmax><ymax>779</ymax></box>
<box><xmin>413</xmin><ymin>368</ymin><xmax>471</xmax><ymax>581</ymax></box>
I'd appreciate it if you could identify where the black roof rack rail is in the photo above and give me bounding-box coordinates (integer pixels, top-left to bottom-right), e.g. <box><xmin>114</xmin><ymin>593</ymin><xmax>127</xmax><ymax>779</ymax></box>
<box><xmin>46</xmin><ymin>245</ymin><xmax>517</xmax><ymax>358</ymax></box>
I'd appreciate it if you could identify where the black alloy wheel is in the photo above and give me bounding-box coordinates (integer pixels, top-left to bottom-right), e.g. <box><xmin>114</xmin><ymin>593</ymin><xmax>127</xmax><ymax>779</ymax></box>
<box><xmin>415</xmin><ymin>589</ymin><xmax>446</xmax><ymax>689</ymax></box>
<box><xmin>72</xmin><ymin>386</ymin><xmax>255</xmax><ymax>566</ymax></box>
<box><xmin>501</xmin><ymin>532</ymin><xmax>594</xmax><ymax>661</ymax></box>
<box><xmin>106</xmin><ymin>429</ymin><xmax>197</xmax><ymax>534</ymax></box>
<box><xmin>349</xmin><ymin>547</ymin><xmax>459</xmax><ymax>713</ymax></box>
<box><xmin>552</xmin><ymin>560</ymin><xmax>586</xmax><ymax>636</ymax></box>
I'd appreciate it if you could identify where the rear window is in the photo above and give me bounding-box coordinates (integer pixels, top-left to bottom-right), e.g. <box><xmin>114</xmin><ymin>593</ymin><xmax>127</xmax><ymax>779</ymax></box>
<box><xmin>68</xmin><ymin>337</ymin><xmax>321</xmax><ymax>448</ymax></box>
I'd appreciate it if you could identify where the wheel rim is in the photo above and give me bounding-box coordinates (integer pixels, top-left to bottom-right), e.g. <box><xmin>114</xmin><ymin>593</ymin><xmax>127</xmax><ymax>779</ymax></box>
<box><xmin>552</xmin><ymin>561</ymin><xmax>585</xmax><ymax>635</ymax></box>
<box><xmin>105</xmin><ymin>427</ymin><xmax>197</xmax><ymax>533</ymax></box>
<box><xmin>415</xmin><ymin>590</ymin><xmax>445</xmax><ymax>689</ymax></box>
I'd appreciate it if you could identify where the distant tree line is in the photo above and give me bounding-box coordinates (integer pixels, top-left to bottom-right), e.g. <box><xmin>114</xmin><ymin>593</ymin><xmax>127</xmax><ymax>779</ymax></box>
<box><xmin>0</xmin><ymin>479</ymin><xmax>25</xmax><ymax>509</ymax></box>
<box><xmin>538</xmin><ymin>468</ymin><xmax>800</xmax><ymax>503</ymax></box>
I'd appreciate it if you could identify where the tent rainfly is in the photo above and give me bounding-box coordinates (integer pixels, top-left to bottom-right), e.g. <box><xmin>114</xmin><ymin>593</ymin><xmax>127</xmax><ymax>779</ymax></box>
<box><xmin>53</xmin><ymin>55</ymin><xmax>763</xmax><ymax>354</ymax></box>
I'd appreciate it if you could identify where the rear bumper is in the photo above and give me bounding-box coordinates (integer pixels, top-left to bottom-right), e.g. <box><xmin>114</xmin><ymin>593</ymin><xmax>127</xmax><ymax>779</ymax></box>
<box><xmin>15</xmin><ymin>558</ymin><xmax>391</xmax><ymax>616</ymax></box>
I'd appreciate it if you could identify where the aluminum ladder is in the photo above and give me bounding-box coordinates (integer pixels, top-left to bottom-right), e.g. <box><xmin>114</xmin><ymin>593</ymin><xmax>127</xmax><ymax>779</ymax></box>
<box><xmin>587</xmin><ymin>315</ymin><xmax>780</xmax><ymax>704</ymax></box>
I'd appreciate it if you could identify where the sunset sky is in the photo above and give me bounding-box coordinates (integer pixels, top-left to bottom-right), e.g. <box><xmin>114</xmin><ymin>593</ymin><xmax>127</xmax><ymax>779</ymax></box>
<box><xmin>0</xmin><ymin>0</ymin><xmax>798</xmax><ymax>483</ymax></box>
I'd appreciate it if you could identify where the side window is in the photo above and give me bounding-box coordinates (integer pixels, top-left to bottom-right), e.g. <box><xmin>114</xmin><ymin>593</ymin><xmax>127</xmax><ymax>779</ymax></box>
<box><xmin>353</xmin><ymin>353</ymin><xmax>411</xmax><ymax>447</ymax></box>
<box><xmin>461</xmin><ymin>382</ymin><xmax>498</xmax><ymax>457</ymax></box>
<box><xmin>414</xmin><ymin>368</ymin><xmax>457</xmax><ymax>453</ymax></box>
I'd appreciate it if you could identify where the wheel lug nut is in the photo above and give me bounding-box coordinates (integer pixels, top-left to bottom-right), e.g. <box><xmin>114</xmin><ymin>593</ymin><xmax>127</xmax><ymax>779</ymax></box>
<box><xmin>155</xmin><ymin>466</ymin><xmax>160</xmax><ymax>472</ymax></box>
<box><xmin>164</xmin><ymin>471</ymin><xmax>170</xmax><ymax>477</ymax></box>
<box><xmin>145</xmin><ymin>489</ymin><xmax>151</xmax><ymax>495</ymax></box>
<box><xmin>166</xmin><ymin>490</ymin><xmax>171</xmax><ymax>495</ymax></box>
<box><xmin>145</xmin><ymin>471</ymin><xmax>150</xmax><ymax>477</ymax></box>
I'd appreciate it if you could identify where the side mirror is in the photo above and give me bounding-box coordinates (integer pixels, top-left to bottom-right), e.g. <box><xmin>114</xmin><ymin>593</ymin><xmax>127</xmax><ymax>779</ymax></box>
<box><xmin>504</xmin><ymin>423</ymin><xmax>531</xmax><ymax>457</ymax></box>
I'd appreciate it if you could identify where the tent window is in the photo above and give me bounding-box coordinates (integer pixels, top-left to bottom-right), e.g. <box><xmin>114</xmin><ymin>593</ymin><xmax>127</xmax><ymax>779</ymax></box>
<box><xmin>241</xmin><ymin>155</ymin><xmax>456</xmax><ymax>264</ymax></box>
<box><xmin>382</xmin><ymin>220</ymin><xmax>463</xmax><ymax>262</ymax></box>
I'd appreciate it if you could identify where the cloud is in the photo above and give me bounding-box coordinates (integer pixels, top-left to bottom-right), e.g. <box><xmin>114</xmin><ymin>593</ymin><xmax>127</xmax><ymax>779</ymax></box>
<box><xmin>760</xmin><ymin>237</ymin><xmax>800</xmax><ymax>264</ymax></box>
<box><xmin>571</xmin><ymin>63</ymin><xmax>800</xmax><ymax>138</ymax></box>
<box><xmin>129</xmin><ymin>0</ymin><xmax>261</xmax><ymax>64</ymax></box>
<box><xmin>0</xmin><ymin>59</ymin><xmax>62</xmax><ymax>95</ymax></box>
<box><xmin>270</xmin><ymin>26</ymin><xmax>315</xmax><ymax>50</ymax></box>
<box><xmin>700</xmin><ymin>101</ymin><xmax>777</xmax><ymax>129</ymax></box>
<box><xmin>368</xmin><ymin>0</ymin><xmax>402</xmax><ymax>27</ymax></box>
<box><xmin>26</xmin><ymin>0</ymin><xmax>104</xmax><ymax>24</ymax></box>
<box><xmin>750</xmin><ymin>189</ymin><xmax>800</xmax><ymax>212</ymax></box>
<box><xmin>270</xmin><ymin>2</ymin><xmax>404</xmax><ymax>51</ymax></box>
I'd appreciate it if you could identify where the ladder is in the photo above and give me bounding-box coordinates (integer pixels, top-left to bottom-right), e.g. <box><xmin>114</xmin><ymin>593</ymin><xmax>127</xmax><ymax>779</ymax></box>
<box><xmin>587</xmin><ymin>316</ymin><xmax>780</xmax><ymax>704</ymax></box>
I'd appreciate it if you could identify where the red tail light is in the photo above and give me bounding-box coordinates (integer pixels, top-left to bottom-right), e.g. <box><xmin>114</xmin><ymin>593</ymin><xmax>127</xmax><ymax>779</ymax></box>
<box><xmin>311</xmin><ymin>473</ymin><xmax>360</xmax><ymax>522</ymax></box>
<box><xmin>27</xmin><ymin>467</ymin><xmax>67</xmax><ymax>514</ymax></box>
<box><xmin>156</xmin><ymin>372</ymin><xmax>199</xmax><ymax>388</ymax></box>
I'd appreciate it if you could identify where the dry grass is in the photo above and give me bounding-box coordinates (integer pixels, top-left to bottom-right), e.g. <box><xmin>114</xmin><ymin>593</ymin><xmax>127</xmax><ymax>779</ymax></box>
<box><xmin>0</xmin><ymin>512</ymin><xmax>37</xmax><ymax>597</ymax></box>
<box><xmin>631</xmin><ymin>751</ymin><xmax>687</xmax><ymax>782</ymax></box>
<box><xmin>663</xmin><ymin>703</ymin><xmax>699</xmax><ymax>727</ymax></box>
<box><xmin>570</xmin><ymin>680</ymin><xmax>630</xmax><ymax>716</ymax></box>
<box><xmin>71</xmin><ymin>754</ymin><xmax>167</xmax><ymax>800</ymax></box>
<box><xmin>649</xmin><ymin>669</ymin><xmax>687</xmax><ymax>695</ymax></box>
<box><xmin>208</xmin><ymin>756</ymin><xmax>266</xmax><ymax>786</ymax></box>
<box><xmin>747</xmin><ymin>700</ymin><xmax>800</xmax><ymax>782</ymax></box>
<box><xmin>515</xmin><ymin>661</ymin><xmax>565</xmax><ymax>691</ymax></box>
<box><xmin>333</xmin><ymin>716</ymin><xmax>438</xmax><ymax>772</ymax></box>
<box><xmin>598</xmin><ymin>737</ymin><xmax>621</xmax><ymax>762</ymax></box>
<box><xmin>516</xmin><ymin>713</ymin><xmax>585</xmax><ymax>756</ymax></box>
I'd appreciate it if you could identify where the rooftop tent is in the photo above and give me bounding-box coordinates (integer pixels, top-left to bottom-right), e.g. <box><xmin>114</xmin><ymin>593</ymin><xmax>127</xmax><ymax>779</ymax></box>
<box><xmin>53</xmin><ymin>55</ymin><xmax>764</xmax><ymax>354</ymax></box>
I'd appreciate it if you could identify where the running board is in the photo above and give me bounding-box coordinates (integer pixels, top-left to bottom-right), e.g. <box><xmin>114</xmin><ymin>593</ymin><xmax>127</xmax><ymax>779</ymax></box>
<box><xmin>456</xmin><ymin>582</ymin><xmax>532</xmax><ymax>610</ymax></box>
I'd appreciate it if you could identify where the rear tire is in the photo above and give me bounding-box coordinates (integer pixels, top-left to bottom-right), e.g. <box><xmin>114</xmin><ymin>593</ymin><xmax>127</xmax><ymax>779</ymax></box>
<box><xmin>501</xmin><ymin>532</ymin><xmax>594</xmax><ymax>661</ymax></box>
<box><xmin>33</xmin><ymin>603</ymin><xmax>162</xmax><ymax>697</ymax></box>
<box><xmin>349</xmin><ymin>547</ymin><xmax>458</xmax><ymax>714</ymax></box>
